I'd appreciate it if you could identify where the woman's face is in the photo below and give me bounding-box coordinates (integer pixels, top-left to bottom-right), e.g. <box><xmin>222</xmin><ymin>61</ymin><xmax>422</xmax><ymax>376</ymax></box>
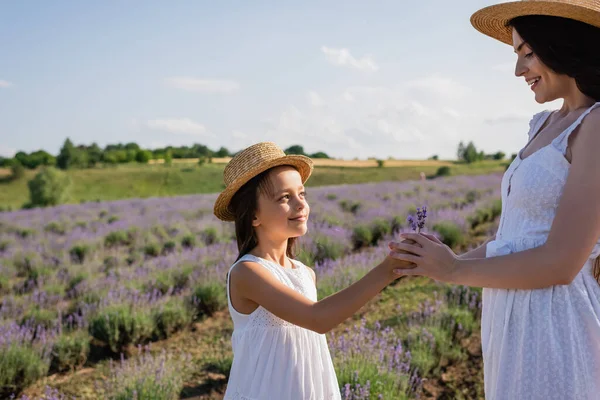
<box><xmin>512</xmin><ymin>28</ymin><xmax>573</xmax><ymax>104</ymax></box>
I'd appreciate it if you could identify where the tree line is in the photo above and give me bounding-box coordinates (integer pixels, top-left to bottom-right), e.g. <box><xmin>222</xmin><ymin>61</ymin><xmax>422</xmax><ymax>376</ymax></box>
<box><xmin>0</xmin><ymin>139</ymin><xmax>331</xmax><ymax>171</ymax></box>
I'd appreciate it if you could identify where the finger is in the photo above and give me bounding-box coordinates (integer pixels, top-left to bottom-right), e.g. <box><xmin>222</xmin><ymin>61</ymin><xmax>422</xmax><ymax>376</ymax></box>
<box><xmin>389</xmin><ymin>251</ymin><xmax>421</xmax><ymax>264</ymax></box>
<box><xmin>421</xmin><ymin>233</ymin><xmax>444</xmax><ymax>245</ymax></box>
<box><xmin>387</xmin><ymin>242</ymin><xmax>425</xmax><ymax>256</ymax></box>
<box><xmin>398</xmin><ymin>232</ymin><xmax>428</xmax><ymax>246</ymax></box>
<box><xmin>388</xmin><ymin>239</ymin><xmax>423</xmax><ymax>249</ymax></box>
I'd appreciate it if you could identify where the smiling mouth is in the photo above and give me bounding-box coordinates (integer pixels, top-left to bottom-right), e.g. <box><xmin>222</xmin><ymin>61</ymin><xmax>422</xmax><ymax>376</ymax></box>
<box><xmin>289</xmin><ymin>216</ymin><xmax>307</xmax><ymax>221</ymax></box>
<box><xmin>527</xmin><ymin>77</ymin><xmax>541</xmax><ymax>90</ymax></box>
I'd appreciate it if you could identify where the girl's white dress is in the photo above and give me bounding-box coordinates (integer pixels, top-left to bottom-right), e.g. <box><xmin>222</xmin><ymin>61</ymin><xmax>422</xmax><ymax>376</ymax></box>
<box><xmin>483</xmin><ymin>102</ymin><xmax>600</xmax><ymax>399</ymax></box>
<box><xmin>224</xmin><ymin>254</ymin><xmax>341</xmax><ymax>400</ymax></box>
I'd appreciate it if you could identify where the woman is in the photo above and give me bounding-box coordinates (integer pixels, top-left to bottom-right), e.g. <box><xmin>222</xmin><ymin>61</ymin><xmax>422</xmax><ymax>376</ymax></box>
<box><xmin>390</xmin><ymin>1</ymin><xmax>600</xmax><ymax>399</ymax></box>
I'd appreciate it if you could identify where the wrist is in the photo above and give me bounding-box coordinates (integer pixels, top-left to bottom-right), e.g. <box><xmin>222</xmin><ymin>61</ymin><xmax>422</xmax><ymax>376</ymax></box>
<box><xmin>374</xmin><ymin>258</ymin><xmax>397</xmax><ymax>284</ymax></box>
<box><xmin>448</xmin><ymin>257</ymin><xmax>464</xmax><ymax>284</ymax></box>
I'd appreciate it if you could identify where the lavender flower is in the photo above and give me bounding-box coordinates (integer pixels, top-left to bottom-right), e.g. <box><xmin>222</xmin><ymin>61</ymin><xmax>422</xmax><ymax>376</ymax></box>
<box><xmin>407</xmin><ymin>206</ymin><xmax>427</xmax><ymax>233</ymax></box>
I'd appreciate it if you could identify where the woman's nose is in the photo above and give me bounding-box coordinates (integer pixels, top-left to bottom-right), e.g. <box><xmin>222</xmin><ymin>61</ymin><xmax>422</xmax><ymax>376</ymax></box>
<box><xmin>515</xmin><ymin>59</ymin><xmax>527</xmax><ymax>77</ymax></box>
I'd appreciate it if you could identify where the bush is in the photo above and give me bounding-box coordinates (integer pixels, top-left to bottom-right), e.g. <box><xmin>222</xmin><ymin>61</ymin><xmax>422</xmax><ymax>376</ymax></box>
<box><xmin>143</xmin><ymin>242</ymin><xmax>161</xmax><ymax>258</ymax></box>
<box><xmin>10</xmin><ymin>161</ymin><xmax>26</xmax><ymax>180</ymax></box>
<box><xmin>181</xmin><ymin>234</ymin><xmax>196</xmax><ymax>249</ymax></box>
<box><xmin>20</xmin><ymin>308</ymin><xmax>58</xmax><ymax>330</ymax></box>
<box><xmin>376</xmin><ymin>159</ymin><xmax>385</xmax><ymax>168</ymax></box>
<box><xmin>89</xmin><ymin>304</ymin><xmax>155</xmax><ymax>353</ymax></box>
<box><xmin>432</xmin><ymin>221</ymin><xmax>465</xmax><ymax>249</ymax></box>
<box><xmin>436</xmin><ymin>166</ymin><xmax>451</xmax><ymax>177</ymax></box>
<box><xmin>0</xmin><ymin>345</ymin><xmax>50</xmax><ymax>398</ymax></box>
<box><xmin>162</xmin><ymin>240</ymin><xmax>177</xmax><ymax>255</ymax></box>
<box><xmin>27</xmin><ymin>167</ymin><xmax>71</xmax><ymax>207</ymax></box>
<box><xmin>191</xmin><ymin>282</ymin><xmax>227</xmax><ymax>318</ymax></box>
<box><xmin>152</xmin><ymin>299</ymin><xmax>194</xmax><ymax>339</ymax></box>
<box><xmin>69</xmin><ymin>243</ymin><xmax>91</xmax><ymax>264</ymax></box>
<box><xmin>50</xmin><ymin>331</ymin><xmax>90</xmax><ymax>373</ymax></box>
<box><xmin>202</xmin><ymin>227</ymin><xmax>220</xmax><ymax>245</ymax></box>
<box><xmin>370</xmin><ymin>218</ymin><xmax>392</xmax><ymax>245</ymax></box>
<box><xmin>339</xmin><ymin>200</ymin><xmax>362</xmax><ymax>215</ymax></box>
<box><xmin>104</xmin><ymin>230</ymin><xmax>132</xmax><ymax>248</ymax></box>
<box><xmin>351</xmin><ymin>225</ymin><xmax>373</xmax><ymax>250</ymax></box>
<box><xmin>102</xmin><ymin>348</ymin><xmax>192</xmax><ymax>400</ymax></box>
<box><xmin>44</xmin><ymin>221</ymin><xmax>67</xmax><ymax>235</ymax></box>
<box><xmin>135</xmin><ymin>150</ymin><xmax>152</xmax><ymax>163</ymax></box>
<box><xmin>312</xmin><ymin>235</ymin><xmax>346</xmax><ymax>264</ymax></box>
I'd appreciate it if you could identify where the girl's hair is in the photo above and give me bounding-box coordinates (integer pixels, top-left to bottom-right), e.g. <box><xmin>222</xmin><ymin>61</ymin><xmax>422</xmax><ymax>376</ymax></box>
<box><xmin>229</xmin><ymin>167</ymin><xmax>298</xmax><ymax>261</ymax></box>
<box><xmin>509</xmin><ymin>15</ymin><xmax>600</xmax><ymax>101</ymax></box>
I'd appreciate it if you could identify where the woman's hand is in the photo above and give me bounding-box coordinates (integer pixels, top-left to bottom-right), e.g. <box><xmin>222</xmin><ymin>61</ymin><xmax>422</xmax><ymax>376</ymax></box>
<box><xmin>388</xmin><ymin>233</ymin><xmax>460</xmax><ymax>283</ymax></box>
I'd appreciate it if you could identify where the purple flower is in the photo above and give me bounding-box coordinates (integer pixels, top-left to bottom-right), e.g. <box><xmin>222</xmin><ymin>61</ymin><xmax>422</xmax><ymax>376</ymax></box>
<box><xmin>407</xmin><ymin>205</ymin><xmax>427</xmax><ymax>233</ymax></box>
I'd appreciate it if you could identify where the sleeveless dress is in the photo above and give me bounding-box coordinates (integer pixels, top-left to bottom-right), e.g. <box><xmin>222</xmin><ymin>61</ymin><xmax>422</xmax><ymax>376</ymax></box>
<box><xmin>482</xmin><ymin>102</ymin><xmax>600</xmax><ymax>400</ymax></box>
<box><xmin>224</xmin><ymin>254</ymin><xmax>341</xmax><ymax>400</ymax></box>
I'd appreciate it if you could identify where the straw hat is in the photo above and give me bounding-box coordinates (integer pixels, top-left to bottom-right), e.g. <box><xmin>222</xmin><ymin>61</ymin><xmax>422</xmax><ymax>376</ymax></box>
<box><xmin>471</xmin><ymin>0</ymin><xmax>600</xmax><ymax>45</ymax></box>
<box><xmin>213</xmin><ymin>142</ymin><xmax>314</xmax><ymax>221</ymax></box>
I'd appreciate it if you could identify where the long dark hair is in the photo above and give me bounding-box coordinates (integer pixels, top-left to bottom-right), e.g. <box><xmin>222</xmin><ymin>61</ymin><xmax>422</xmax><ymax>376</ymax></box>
<box><xmin>511</xmin><ymin>15</ymin><xmax>600</xmax><ymax>283</ymax></box>
<box><xmin>229</xmin><ymin>167</ymin><xmax>298</xmax><ymax>261</ymax></box>
<box><xmin>510</xmin><ymin>15</ymin><xmax>600</xmax><ymax>102</ymax></box>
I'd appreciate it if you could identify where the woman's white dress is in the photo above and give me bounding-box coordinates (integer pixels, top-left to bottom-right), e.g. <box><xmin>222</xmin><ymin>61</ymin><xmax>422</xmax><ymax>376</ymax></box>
<box><xmin>483</xmin><ymin>103</ymin><xmax>600</xmax><ymax>399</ymax></box>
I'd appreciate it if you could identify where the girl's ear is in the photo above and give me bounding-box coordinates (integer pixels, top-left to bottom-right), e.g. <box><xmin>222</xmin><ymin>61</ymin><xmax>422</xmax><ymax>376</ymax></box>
<box><xmin>252</xmin><ymin>214</ymin><xmax>260</xmax><ymax>227</ymax></box>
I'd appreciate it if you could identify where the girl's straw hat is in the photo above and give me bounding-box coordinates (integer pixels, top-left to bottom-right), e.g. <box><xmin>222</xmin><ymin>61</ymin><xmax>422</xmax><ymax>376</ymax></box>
<box><xmin>213</xmin><ymin>142</ymin><xmax>314</xmax><ymax>221</ymax></box>
<box><xmin>471</xmin><ymin>0</ymin><xmax>600</xmax><ymax>45</ymax></box>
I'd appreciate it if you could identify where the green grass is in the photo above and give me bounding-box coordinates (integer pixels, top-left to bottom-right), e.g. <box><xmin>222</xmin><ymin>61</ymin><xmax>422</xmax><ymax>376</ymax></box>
<box><xmin>0</xmin><ymin>161</ymin><xmax>506</xmax><ymax>209</ymax></box>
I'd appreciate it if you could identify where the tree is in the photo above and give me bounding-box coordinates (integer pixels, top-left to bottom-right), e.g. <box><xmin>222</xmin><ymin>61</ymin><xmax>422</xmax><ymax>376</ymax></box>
<box><xmin>310</xmin><ymin>151</ymin><xmax>330</xmax><ymax>159</ymax></box>
<box><xmin>457</xmin><ymin>141</ymin><xmax>484</xmax><ymax>164</ymax></box>
<box><xmin>284</xmin><ymin>145</ymin><xmax>305</xmax><ymax>155</ymax></box>
<box><xmin>135</xmin><ymin>150</ymin><xmax>152</xmax><ymax>163</ymax></box>
<box><xmin>87</xmin><ymin>143</ymin><xmax>103</xmax><ymax>166</ymax></box>
<box><xmin>457</xmin><ymin>141</ymin><xmax>466</xmax><ymax>161</ymax></box>
<box><xmin>164</xmin><ymin>150</ymin><xmax>173</xmax><ymax>166</ymax></box>
<box><xmin>56</xmin><ymin>138</ymin><xmax>77</xmax><ymax>169</ymax></box>
<box><xmin>215</xmin><ymin>147</ymin><xmax>230</xmax><ymax>158</ymax></box>
<box><xmin>493</xmin><ymin>151</ymin><xmax>506</xmax><ymax>160</ymax></box>
<box><xmin>27</xmin><ymin>167</ymin><xmax>71</xmax><ymax>207</ymax></box>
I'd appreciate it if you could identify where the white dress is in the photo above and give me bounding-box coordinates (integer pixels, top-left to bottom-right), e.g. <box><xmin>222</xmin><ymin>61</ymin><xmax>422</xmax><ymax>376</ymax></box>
<box><xmin>224</xmin><ymin>254</ymin><xmax>341</xmax><ymax>400</ymax></box>
<box><xmin>482</xmin><ymin>102</ymin><xmax>600</xmax><ymax>400</ymax></box>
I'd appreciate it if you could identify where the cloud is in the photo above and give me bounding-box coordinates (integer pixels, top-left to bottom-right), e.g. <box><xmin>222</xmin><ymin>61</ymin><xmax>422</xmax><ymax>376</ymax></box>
<box><xmin>0</xmin><ymin>80</ymin><xmax>13</xmax><ymax>88</ymax></box>
<box><xmin>321</xmin><ymin>46</ymin><xmax>379</xmax><ymax>71</ymax></box>
<box><xmin>146</xmin><ymin>118</ymin><xmax>212</xmax><ymax>136</ymax></box>
<box><xmin>307</xmin><ymin>91</ymin><xmax>324</xmax><ymax>107</ymax></box>
<box><xmin>165</xmin><ymin>77</ymin><xmax>239</xmax><ymax>93</ymax></box>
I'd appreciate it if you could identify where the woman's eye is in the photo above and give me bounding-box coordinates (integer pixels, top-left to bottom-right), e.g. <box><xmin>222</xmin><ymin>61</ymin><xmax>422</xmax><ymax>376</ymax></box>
<box><xmin>525</xmin><ymin>52</ymin><xmax>534</xmax><ymax>58</ymax></box>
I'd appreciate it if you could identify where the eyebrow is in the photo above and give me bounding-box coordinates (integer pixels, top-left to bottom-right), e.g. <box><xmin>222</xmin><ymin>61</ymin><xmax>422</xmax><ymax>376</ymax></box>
<box><xmin>272</xmin><ymin>186</ymin><xmax>305</xmax><ymax>197</ymax></box>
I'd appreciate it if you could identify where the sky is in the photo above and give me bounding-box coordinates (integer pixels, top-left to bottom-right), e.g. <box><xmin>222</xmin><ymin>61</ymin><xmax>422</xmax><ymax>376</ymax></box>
<box><xmin>0</xmin><ymin>0</ymin><xmax>561</xmax><ymax>160</ymax></box>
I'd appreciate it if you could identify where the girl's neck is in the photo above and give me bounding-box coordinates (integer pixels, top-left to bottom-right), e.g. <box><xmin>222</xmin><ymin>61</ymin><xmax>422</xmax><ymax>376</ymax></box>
<box><xmin>249</xmin><ymin>237</ymin><xmax>291</xmax><ymax>268</ymax></box>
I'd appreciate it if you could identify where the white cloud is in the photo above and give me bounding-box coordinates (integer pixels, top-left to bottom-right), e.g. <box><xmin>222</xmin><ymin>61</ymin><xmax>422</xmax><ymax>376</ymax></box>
<box><xmin>321</xmin><ymin>46</ymin><xmax>379</xmax><ymax>71</ymax></box>
<box><xmin>307</xmin><ymin>91</ymin><xmax>324</xmax><ymax>107</ymax></box>
<box><xmin>146</xmin><ymin>118</ymin><xmax>212</xmax><ymax>136</ymax></box>
<box><xmin>165</xmin><ymin>77</ymin><xmax>239</xmax><ymax>93</ymax></box>
<box><xmin>0</xmin><ymin>80</ymin><xmax>13</xmax><ymax>88</ymax></box>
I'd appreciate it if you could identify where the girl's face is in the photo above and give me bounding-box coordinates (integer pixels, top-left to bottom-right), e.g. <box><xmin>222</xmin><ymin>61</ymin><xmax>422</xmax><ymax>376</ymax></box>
<box><xmin>253</xmin><ymin>166</ymin><xmax>309</xmax><ymax>240</ymax></box>
<box><xmin>512</xmin><ymin>28</ymin><xmax>572</xmax><ymax>104</ymax></box>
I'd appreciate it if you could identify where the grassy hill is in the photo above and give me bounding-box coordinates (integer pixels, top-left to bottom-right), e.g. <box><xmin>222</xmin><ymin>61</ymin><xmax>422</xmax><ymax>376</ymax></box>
<box><xmin>0</xmin><ymin>160</ymin><xmax>507</xmax><ymax>210</ymax></box>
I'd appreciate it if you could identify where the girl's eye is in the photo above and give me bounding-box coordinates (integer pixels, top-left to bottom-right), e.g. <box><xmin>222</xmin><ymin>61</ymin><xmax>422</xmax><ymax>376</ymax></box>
<box><xmin>280</xmin><ymin>195</ymin><xmax>290</xmax><ymax>201</ymax></box>
<box><xmin>300</xmin><ymin>191</ymin><xmax>307</xmax><ymax>197</ymax></box>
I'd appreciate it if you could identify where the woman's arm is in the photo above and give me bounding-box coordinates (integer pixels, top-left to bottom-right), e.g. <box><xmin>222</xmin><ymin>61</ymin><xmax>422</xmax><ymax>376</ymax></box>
<box><xmin>390</xmin><ymin>110</ymin><xmax>600</xmax><ymax>289</ymax></box>
<box><xmin>457</xmin><ymin>235</ymin><xmax>496</xmax><ymax>260</ymax></box>
<box><xmin>230</xmin><ymin>256</ymin><xmax>406</xmax><ymax>334</ymax></box>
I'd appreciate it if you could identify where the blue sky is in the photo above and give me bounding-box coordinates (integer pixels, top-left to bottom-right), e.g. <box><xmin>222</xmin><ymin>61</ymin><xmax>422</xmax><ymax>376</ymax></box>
<box><xmin>0</xmin><ymin>0</ymin><xmax>559</xmax><ymax>160</ymax></box>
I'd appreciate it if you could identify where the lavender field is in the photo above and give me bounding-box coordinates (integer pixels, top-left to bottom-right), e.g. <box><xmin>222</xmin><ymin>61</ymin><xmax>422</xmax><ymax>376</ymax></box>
<box><xmin>0</xmin><ymin>174</ymin><xmax>503</xmax><ymax>399</ymax></box>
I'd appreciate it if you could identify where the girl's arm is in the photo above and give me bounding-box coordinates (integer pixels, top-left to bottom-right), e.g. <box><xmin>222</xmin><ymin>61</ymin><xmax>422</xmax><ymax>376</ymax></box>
<box><xmin>230</xmin><ymin>256</ymin><xmax>405</xmax><ymax>334</ymax></box>
<box><xmin>390</xmin><ymin>110</ymin><xmax>600</xmax><ymax>289</ymax></box>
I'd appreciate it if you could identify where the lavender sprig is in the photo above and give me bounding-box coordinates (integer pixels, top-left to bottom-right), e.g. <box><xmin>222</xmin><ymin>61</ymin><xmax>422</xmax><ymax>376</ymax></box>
<box><xmin>407</xmin><ymin>206</ymin><xmax>427</xmax><ymax>233</ymax></box>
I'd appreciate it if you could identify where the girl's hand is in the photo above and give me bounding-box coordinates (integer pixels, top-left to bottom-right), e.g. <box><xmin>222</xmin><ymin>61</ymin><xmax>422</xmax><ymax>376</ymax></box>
<box><xmin>388</xmin><ymin>233</ymin><xmax>460</xmax><ymax>282</ymax></box>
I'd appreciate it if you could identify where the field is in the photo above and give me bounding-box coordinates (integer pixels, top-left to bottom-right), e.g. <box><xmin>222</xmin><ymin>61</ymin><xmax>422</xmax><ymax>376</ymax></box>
<box><xmin>0</xmin><ymin>173</ymin><xmax>504</xmax><ymax>399</ymax></box>
<box><xmin>0</xmin><ymin>160</ymin><xmax>507</xmax><ymax>210</ymax></box>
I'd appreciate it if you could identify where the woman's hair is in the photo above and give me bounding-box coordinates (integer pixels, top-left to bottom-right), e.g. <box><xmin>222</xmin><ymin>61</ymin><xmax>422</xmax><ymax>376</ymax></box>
<box><xmin>229</xmin><ymin>167</ymin><xmax>298</xmax><ymax>261</ymax></box>
<box><xmin>594</xmin><ymin>257</ymin><xmax>600</xmax><ymax>284</ymax></box>
<box><xmin>509</xmin><ymin>15</ymin><xmax>600</xmax><ymax>101</ymax></box>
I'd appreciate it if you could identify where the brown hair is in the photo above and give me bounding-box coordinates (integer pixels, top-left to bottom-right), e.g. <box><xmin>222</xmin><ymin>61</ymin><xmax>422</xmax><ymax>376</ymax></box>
<box><xmin>594</xmin><ymin>257</ymin><xmax>600</xmax><ymax>284</ymax></box>
<box><xmin>229</xmin><ymin>167</ymin><xmax>298</xmax><ymax>261</ymax></box>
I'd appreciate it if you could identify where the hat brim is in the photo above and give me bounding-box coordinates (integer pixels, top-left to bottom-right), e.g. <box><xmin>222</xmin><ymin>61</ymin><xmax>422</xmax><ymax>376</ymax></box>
<box><xmin>213</xmin><ymin>155</ymin><xmax>314</xmax><ymax>221</ymax></box>
<box><xmin>471</xmin><ymin>1</ymin><xmax>600</xmax><ymax>45</ymax></box>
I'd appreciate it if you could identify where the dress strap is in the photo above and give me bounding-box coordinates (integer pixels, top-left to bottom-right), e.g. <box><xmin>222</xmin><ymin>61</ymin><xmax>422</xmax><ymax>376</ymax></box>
<box><xmin>552</xmin><ymin>102</ymin><xmax>600</xmax><ymax>154</ymax></box>
<box><xmin>527</xmin><ymin>111</ymin><xmax>553</xmax><ymax>141</ymax></box>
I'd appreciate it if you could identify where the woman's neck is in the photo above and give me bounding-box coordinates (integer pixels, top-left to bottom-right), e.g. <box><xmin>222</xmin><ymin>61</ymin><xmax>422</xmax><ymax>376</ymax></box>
<box><xmin>559</xmin><ymin>85</ymin><xmax>596</xmax><ymax>114</ymax></box>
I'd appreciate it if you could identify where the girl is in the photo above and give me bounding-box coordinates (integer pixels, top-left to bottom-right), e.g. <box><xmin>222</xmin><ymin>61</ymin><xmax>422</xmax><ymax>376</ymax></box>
<box><xmin>213</xmin><ymin>142</ymin><xmax>412</xmax><ymax>400</ymax></box>
<box><xmin>390</xmin><ymin>1</ymin><xmax>600</xmax><ymax>399</ymax></box>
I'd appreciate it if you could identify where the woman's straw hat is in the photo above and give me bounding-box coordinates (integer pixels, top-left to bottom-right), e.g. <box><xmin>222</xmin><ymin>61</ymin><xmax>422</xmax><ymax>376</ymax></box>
<box><xmin>471</xmin><ymin>0</ymin><xmax>600</xmax><ymax>45</ymax></box>
<box><xmin>213</xmin><ymin>142</ymin><xmax>314</xmax><ymax>221</ymax></box>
